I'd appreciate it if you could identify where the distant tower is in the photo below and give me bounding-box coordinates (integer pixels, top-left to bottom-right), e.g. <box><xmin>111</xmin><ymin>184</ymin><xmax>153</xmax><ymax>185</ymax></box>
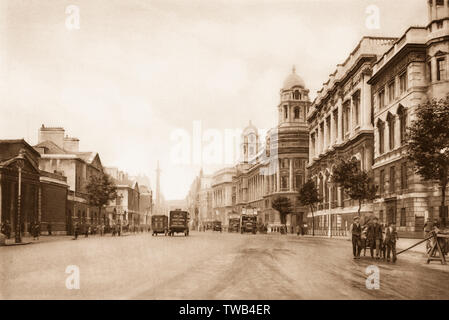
<box><xmin>240</xmin><ymin>120</ymin><xmax>259</xmax><ymax>163</ymax></box>
<box><xmin>278</xmin><ymin>65</ymin><xmax>310</xmax><ymax>127</ymax></box>
<box><xmin>155</xmin><ymin>160</ymin><xmax>161</xmax><ymax>212</ymax></box>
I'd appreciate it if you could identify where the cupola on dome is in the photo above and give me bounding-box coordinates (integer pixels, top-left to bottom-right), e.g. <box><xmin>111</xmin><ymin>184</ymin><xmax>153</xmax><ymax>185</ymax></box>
<box><xmin>282</xmin><ymin>66</ymin><xmax>305</xmax><ymax>90</ymax></box>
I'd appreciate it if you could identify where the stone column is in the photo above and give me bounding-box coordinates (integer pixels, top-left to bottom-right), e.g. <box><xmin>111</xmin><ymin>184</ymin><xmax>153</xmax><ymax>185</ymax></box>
<box><xmin>362</xmin><ymin>73</ymin><xmax>373</xmax><ymax>131</ymax></box>
<box><xmin>323</xmin><ymin>118</ymin><xmax>328</xmax><ymax>151</ymax></box>
<box><xmin>337</xmin><ymin>97</ymin><xmax>343</xmax><ymax>143</ymax></box>
<box><xmin>289</xmin><ymin>159</ymin><xmax>293</xmax><ymax>192</ymax></box>
<box><xmin>276</xmin><ymin>160</ymin><xmax>280</xmax><ymax>192</ymax></box>
<box><xmin>337</xmin><ymin>186</ymin><xmax>342</xmax><ymax>207</ymax></box>
<box><xmin>329</xmin><ymin>110</ymin><xmax>335</xmax><ymax>147</ymax></box>
<box><xmin>309</xmin><ymin>134</ymin><xmax>313</xmax><ymax>161</ymax></box>
<box><xmin>317</xmin><ymin>126</ymin><xmax>322</xmax><ymax>156</ymax></box>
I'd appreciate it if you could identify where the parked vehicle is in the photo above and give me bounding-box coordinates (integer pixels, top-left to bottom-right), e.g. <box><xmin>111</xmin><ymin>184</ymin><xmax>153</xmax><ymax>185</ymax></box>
<box><xmin>213</xmin><ymin>220</ymin><xmax>222</xmax><ymax>232</ymax></box>
<box><xmin>168</xmin><ymin>210</ymin><xmax>189</xmax><ymax>236</ymax></box>
<box><xmin>152</xmin><ymin>215</ymin><xmax>168</xmax><ymax>236</ymax></box>
<box><xmin>241</xmin><ymin>215</ymin><xmax>257</xmax><ymax>234</ymax></box>
<box><xmin>228</xmin><ymin>218</ymin><xmax>240</xmax><ymax>233</ymax></box>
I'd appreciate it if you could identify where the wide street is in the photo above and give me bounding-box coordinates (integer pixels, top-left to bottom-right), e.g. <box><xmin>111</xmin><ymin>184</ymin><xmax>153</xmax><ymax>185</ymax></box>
<box><xmin>1</xmin><ymin>231</ymin><xmax>448</xmax><ymax>300</ymax></box>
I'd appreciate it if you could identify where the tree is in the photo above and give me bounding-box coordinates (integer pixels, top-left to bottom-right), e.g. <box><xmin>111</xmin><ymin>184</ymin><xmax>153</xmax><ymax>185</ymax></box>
<box><xmin>332</xmin><ymin>158</ymin><xmax>377</xmax><ymax>217</ymax></box>
<box><xmin>271</xmin><ymin>196</ymin><xmax>293</xmax><ymax>233</ymax></box>
<box><xmin>408</xmin><ymin>95</ymin><xmax>449</xmax><ymax>226</ymax></box>
<box><xmin>298</xmin><ymin>179</ymin><xmax>320</xmax><ymax>236</ymax></box>
<box><xmin>86</xmin><ymin>172</ymin><xmax>117</xmax><ymax>225</ymax></box>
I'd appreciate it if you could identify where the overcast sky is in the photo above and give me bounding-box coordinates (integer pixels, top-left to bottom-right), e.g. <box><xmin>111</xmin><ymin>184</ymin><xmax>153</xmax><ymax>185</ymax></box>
<box><xmin>0</xmin><ymin>0</ymin><xmax>427</xmax><ymax>200</ymax></box>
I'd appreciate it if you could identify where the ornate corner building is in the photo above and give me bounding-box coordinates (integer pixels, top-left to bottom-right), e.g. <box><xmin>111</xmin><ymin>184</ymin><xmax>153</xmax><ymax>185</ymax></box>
<box><xmin>368</xmin><ymin>0</ymin><xmax>449</xmax><ymax>233</ymax></box>
<box><xmin>307</xmin><ymin>0</ymin><xmax>449</xmax><ymax>236</ymax></box>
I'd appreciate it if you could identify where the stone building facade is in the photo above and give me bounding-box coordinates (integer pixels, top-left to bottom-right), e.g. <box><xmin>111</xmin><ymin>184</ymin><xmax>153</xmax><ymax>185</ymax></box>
<box><xmin>306</xmin><ymin>37</ymin><xmax>397</xmax><ymax>235</ymax></box>
<box><xmin>211</xmin><ymin>167</ymin><xmax>236</xmax><ymax>227</ymax></box>
<box><xmin>368</xmin><ymin>0</ymin><xmax>449</xmax><ymax>232</ymax></box>
<box><xmin>35</xmin><ymin>125</ymin><xmax>104</xmax><ymax>233</ymax></box>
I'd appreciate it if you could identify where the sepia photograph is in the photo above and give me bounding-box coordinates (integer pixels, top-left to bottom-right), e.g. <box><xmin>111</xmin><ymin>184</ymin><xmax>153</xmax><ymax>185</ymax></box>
<box><xmin>0</xmin><ymin>0</ymin><xmax>449</xmax><ymax>307</ymax></box>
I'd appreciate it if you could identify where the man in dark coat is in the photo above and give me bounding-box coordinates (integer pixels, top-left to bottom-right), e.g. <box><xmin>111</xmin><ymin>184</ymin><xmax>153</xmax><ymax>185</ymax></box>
<box><xmin>385</xmin><ymin>222</ymin><xmax>399</xmax><ymax>263</ymax></box>
<box><xmin>367</xmin><ymin>217</ymin><xmax>383</xmax><ymax>259</ymax></box>
<box><xmin>74</xmin><ymin>223</ymin><xmax>79</xmax><ymax>240</ymax></box>
<box><xmin>349</xmin><ymin>216</ymin><xmax>362</xmax><ymax>259</ymax></box>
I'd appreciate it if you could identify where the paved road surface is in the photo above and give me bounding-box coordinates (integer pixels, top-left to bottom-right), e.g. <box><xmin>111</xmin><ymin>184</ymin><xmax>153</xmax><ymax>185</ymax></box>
<box><xmin>1</xmin><ymin>232</ymin><xmax>448</xmax><ymax>299</ymax></box>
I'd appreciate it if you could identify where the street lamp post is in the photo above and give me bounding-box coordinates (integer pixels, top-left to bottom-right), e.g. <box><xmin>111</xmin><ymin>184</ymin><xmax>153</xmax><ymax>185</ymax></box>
<box><xmin>15</xmin><ymin>151</ymin><xmax>25</xmax><ymax>244</ymax></box>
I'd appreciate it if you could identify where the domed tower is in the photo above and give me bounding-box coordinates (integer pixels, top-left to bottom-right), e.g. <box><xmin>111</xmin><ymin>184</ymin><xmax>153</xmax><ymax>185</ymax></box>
<box><xmin>278</xmin><ymin>66</ymin><xmax>310</xmax><ymax>127</ymax></box>
<box><xmin>240</xmin><ymin>120</ymin><xmax>259</xmax><ymax>164</ymax></box>
<box><xmin>426</xmin><ymin>0</ymin><xmax>449</xmax><ymax>99</ymax></box>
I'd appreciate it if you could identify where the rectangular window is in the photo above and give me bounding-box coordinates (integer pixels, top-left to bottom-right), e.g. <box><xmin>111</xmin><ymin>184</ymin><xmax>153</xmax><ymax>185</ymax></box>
<box><xmin>388</xmin><ymin>81</ymin><xmax>395</xmax><ymax>102</ymax></box>
<box><xmin>401</xmin><ymin>162</ymin><xmax>408</xmax><ymax>190</ymax></box>
<box><xmin>379</xmin><ymin>89</ymin><xmax>385</xmax><ymax>109</ymax></box>
<box><xmin>353</xmin><ymin>92</ymin><xmax>360</xmax><ymax>126</ymax></box>
<box><xmin>437</xmin><ymin>58</ymin><xmax>446</xmax><ymax>81</ymax></box>
<box><xmin>379</xmin><ymin>210</ymin><xmax>384</xmax><ymax>223</ymax></box>
<box><xmin>399</xmin><ymin>71</ymin><xmax>407</xmax><ymax>94</ymax></box>
<box><xmin>326</xmin><ymin>116</ymin><xmax>331</xmax><ymax>146</ymax></box>
<box><xmin>380</xmin><ymin>170</ymin><xmax>385</xmax><ymax>195</ymax></box>
<box><xmin>428</xmin><ymin>61</ymin><xmax>432</xmax><ymax>82</ymax></box>
<box><xmin>390</xmin><ymin>166</ymin><xmax>396</xmax><ymax>193</ymax></box>
<box><xmin>379</xmin><ymin>123</ymin><xmax>385</xmax><ymax>154</ymax></box>
<box><xmin>400</xmin><ymin>208</ymin><xmax>406</xmax><ymax>227</ymax></box>
<box><xmin>295</xmin><ymin>174</ymin><xmax>303</xmax><ymax>190</ymax></box>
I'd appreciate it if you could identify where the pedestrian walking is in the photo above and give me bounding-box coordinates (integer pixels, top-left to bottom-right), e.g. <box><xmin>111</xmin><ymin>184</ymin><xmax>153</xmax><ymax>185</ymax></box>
<box><xmin>385</xmin><ymin>222</ymin><xmax>398</xmax><ymax>263</ymax></box>
<box><xmin>32</xmin><ymin>221</ymin><xmax>40</xmax><ymax>240</ymax></box>
<box><xmin>47</xmin><ymin>222</ymin><xmax>52</xmax><ymax>236</ymax></box>
<box><xmin>74</xmin><ymin>223</ymin><xmax>79</xmax><ymax>240</ymax></box>
<box><xmin>296</xmin><ymin>225</ymin><xmax>300</xmax><ymax>236</ymax></box>
<box><xmin>367</xmin><ymin>217</ymin><xmax>383</xmax><ymax>259</ymax></box>
<box><xmin>85</xmin><ymin>224</ymin><xmax>89</xmax><ymax>238</ymax></box>
<box><xmin>349</xmin><ymin>216</ymin><xmax>362</xmax><ymax>259</ymax></box>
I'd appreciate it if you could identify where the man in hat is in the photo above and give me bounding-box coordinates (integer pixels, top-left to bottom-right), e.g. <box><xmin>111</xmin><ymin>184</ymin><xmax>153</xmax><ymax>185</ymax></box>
<box><xmin>367</xmin><ymin>217</ymin><xmax>383</xmax><ymax>259</ymax></box>
<box><xmin>349</xmin><ymin>216</ymin><xmax>362</xmax><ymax>259</ymax></box>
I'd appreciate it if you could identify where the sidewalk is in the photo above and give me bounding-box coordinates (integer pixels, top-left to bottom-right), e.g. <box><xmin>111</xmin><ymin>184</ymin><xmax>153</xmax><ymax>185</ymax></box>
<box><xmin>2</xmin><ymin>232</ymin><xmax>150</xmax><ymax>247</ymax></box>
<box><xmin>295</xmin><ymin>234</ymin><xmax>427</xmax><ymax>254</ymax></box>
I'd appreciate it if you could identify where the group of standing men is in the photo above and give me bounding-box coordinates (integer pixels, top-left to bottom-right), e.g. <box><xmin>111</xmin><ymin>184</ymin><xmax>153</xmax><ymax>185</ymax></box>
<box><xmin>350</xmin><ymin>216</ymin><xmax>398</xmax><ymax>262</ymax></box>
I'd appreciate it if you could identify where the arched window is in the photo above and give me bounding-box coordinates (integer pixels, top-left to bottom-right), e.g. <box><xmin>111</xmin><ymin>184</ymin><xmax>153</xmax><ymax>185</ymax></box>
<box><xmin>284</xmin><ymin>105</ymin><xmax>288</xmax><ymax>119</ymax></box>
<box><xmin>294</xmin><ymin>90</ymin><xmax>301</xmax><ymax>100</ymax></box>
<box><xmin>377</xmin><ymin>119</ymin><xmax>385</xmax><ymax>154</ymax></box>
<box><xmin>398</xmin><ymin>106</ymin><xmax>407</xmax><ymax>145</ymax></box>
<box><xmin>387</xmin><ymin>113</ymin><xmax>395</xmax><ymax>150</ymax></box>
<box><xmin>294</xmin><ymin>107</ymin><xmax>300</xmax><ymax>119</ymax></box>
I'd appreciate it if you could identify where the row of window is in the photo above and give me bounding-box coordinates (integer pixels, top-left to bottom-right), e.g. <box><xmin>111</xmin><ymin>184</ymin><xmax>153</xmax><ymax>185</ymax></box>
<box><xmin>379</xmin><ymin>162</ymin><xmax>408</xmax><ymax>195</ymax></box>
<box><xmin>283</xmin><ymin>105</ymin><xmax>305</xmax><ymax>120</ymax></box>
<box><xmin>378</xmin><ymin>207</ymin><xmax>408</xmax><ymax>227</ymax></box>
<box><xmin>377</xmin><ymin>106</ymin><xmax>407</xmax><ymax>155</ymax></box>
<box><xmin>378</xmin><ymin>71</ymin><xmax>407</xmax><ymax>110</ymax></box>
<box><xmin>428</xmin><ymin>0</ymin><xmax>446</xmax><ymax>7</ymax></box>
<box><xmin>310</xmin><ymin>91</ymin><xmax>360</xmax><ymax>158</ymax></box>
